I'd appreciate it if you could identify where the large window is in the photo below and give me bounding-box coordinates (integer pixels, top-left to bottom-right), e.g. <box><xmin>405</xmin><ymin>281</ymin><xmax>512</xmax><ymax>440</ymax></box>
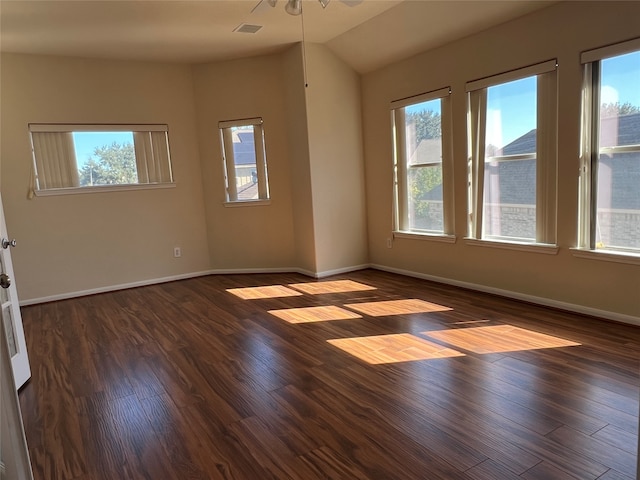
<box><xmin>467</xmin><ymin>60</ymin><xmax>558</xmax><ymax>245</ymax></box>
<box><xmin>579</xmin><ymin>38</ymin><xmax>640</xmax><ymax>256</ymax></box>
<box><xmin>219</xmin><ymin>118</ymin><xmax>269</xmax><ymax>204</ymax></box>
<box><xmin>29</xmin><ymin>124</ymin><xmax>173</xmax><ymax>195</ymax></box>
<box><xmin>391</xmin><ymin>87</ymin><xmax>453</xmax><ymax>237</ymax></box>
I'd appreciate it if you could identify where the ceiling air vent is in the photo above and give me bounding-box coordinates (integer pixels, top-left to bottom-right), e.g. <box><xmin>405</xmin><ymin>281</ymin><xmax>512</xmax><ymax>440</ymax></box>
<box><xmin>233</xmin><ymin>23</ymin><xmax>263</xmax><ymax>34</ymax></box>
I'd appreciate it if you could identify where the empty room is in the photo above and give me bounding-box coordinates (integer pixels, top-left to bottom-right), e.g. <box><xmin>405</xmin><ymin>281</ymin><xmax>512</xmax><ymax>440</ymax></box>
<box><xmin>0</xmin><ymin>1</ymin><xmax>639</xmax><ymax>479</ymax></box>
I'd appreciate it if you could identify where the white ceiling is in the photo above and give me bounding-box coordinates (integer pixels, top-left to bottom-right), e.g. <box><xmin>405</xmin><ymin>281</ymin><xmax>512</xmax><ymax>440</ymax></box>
<box><xmin>0</xmin><ymin>0</ymin><xmax>555</xmax><ymax>74</ymax></box>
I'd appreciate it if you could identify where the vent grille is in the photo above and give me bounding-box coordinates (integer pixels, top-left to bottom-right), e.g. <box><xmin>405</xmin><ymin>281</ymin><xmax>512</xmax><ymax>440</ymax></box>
<box><xmin>233</xmin><ymin>23</ymin><xmax>263</xmax><ymax>34</ymax></box>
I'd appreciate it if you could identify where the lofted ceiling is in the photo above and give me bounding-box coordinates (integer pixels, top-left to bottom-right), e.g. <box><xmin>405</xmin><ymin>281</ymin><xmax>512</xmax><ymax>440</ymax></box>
<box><xmin>0</xmin><ymin>0</ymin><xmax>555</xmax><ymax>74</ymax></box>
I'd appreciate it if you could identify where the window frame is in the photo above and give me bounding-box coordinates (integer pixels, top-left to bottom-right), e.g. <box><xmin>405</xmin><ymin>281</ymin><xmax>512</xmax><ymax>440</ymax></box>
<box><xmin>390</xmin><ymin>87</ymin><xmax>455</xmax><ymax>241</ymax></box>
<box><xmin>29</xmin><ymin>123</ymin><xmax>174</xmax><ymax>197</ymax></box>
<box><xmin>577</xmin><ymin>37</ymin><xmax>640</xmax><ymax>261</ymax></box>
<box><xmin>218</xmin><ymin>117</ymin><xmax>270</xmax><ymax>206</ymax></box>
<box><xmin>466</xmin><ymin>59</ymin><xmax>558</xmax><ymax>249</ymax></box>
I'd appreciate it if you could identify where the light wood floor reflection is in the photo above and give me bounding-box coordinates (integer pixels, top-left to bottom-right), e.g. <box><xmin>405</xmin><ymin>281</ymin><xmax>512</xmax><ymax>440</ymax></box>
<box><xmin>226</xmin><ymin>285</ymin><xmax>303</xmax><ymax>300</ymax></box>
<box><xmin>425</xmin><ymin>325</ymin><xmax>581</xmax><ymax>354</ymax></box>
<box><xmin>345</xmin><ymin>298</ymin><xmax>452</xmax><ymax>316</ymax></box>
<box><xmin>269</xmin><ymin>305</ymin><xmax>362</xmax><ymax>324</ymax></box>
<box><xmin>328</xmin><ymin>333</ymin><xmax>465</xmax><ymax>364</ymax></box>
<box><xmin>289</xmin><ymin>280</ymin><xmax>376</xmax><ymax>295</ymax></box>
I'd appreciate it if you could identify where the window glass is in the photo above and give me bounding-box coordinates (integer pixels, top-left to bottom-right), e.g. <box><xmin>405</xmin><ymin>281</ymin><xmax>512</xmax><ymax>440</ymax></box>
<box><xmin>404</xmin><ymin>99</ymin><xmax>444</xmax><ymax>232</ymax></box>
<box><xmin>483</xmin><ymin>77</ymin><xmax>537</xmax><ymax>241</ymax></box>
<box><xmin>73</xmin><ymin>132</ymin><xmax>137</xmax><ymax>186</ymax></box>
<box><xmin>595</xmin><ymin>51</ymin><xmax>640</xmax><ymax>250</ymax></box>
<box><xmin>231</xmin><ymin>125</ymin><xmax>260</xmax><ymax>201</ymax></box>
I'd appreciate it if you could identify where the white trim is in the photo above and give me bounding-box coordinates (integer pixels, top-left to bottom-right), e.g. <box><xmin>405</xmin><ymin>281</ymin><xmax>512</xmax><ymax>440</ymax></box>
<box><xmin>390</xmin><ymin>87</ymin><xmax>450</xmax><ymax>110</ymax></box>
<box><xmin>19</xmin><ymin>270</ymin><xmax>215</xmax><ymax>306</ymax></box>
<box><xmin>370</xmin><ymin>264</ymin><xmax>640</xmax><ymax>327</ymax></box>
<box><xmin>464</xmin><ymin>238</ymin><xmax>559</xmax><ymax>254</ymax></box>
<box><xmin>581</xmin><ymin>37</ymin><xmax>640</xmax><ymax>64</ymax></box>
<box><xmin>19</xmin><ymin>265</ymin><xmax>639</xmax><ymax>326</ymax></box>
<box><xmin>223</xmin><ymin>199</ymin><xmax>271</xmax><ymax>207</ymax></box>
<box><xmin>314</xmin><ymin>264</ymin><xmax>370</xmax><ymax>279</ymax></box>
<box><xmin>218</xmin><ymin>117</ymin><xmax>263</xmax><ymax>129</ymax></box>
<box><xmin>394</xmin><ymin>231</ymin><xmax>457</xmax><ymax>244</ymax></box>
<box><xmin>466</xmin><ymin>59</ymin><xmax>557</xmax><ymax>92</ymax></box>
<box><xmin>571</xmin><ymin>248</ymin><xmax>640</xmax><ymax>266</ymax></box>
<box><xmin>29</xmin><ymin>123</ymin><xmax>167</xmax><ymax>132</ymax></box>
<box><xmin>34</xmin><ymin>182</ymin><xmax>176</xmax><ymax>197</ymax></box>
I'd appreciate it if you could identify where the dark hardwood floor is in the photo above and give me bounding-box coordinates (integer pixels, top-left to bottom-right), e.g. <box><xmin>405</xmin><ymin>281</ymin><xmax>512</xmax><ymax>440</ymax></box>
<box><xmin>18</xmin><ymin>269</ymin><xmax>640</xmax><ymax>479</ymax></box>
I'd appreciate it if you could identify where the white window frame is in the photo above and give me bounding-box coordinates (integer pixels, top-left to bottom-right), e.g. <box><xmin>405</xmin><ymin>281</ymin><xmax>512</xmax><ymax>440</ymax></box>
<box><xmin>576</xmin><ymin>37</ymin><xmax>640</xmax><ymax>263</ymax></box>
<box><xmin>391</xmin><ymin>87</ymin><xmax>455</xmax><ymax>241</ymax></box>
<box><xmin>219</xmin><ymin>117</ymin><xmax>270</xmax><ymax>206</ymax></box>
<box><xmin>466</xmin><ymin>60</ymin><xmax>558</xmax><ymax>251</ymax></box>
<box><xmin>29</xmin><ymin>123</ymin><xmax>174</xmax><ymax>197</ymax></box>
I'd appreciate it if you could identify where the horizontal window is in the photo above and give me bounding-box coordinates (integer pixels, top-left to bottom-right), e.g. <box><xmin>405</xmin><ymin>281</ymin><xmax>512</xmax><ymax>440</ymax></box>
<box><xmin>29</xmin><ymin>124</ymin><xmax>173</xmax><ymax>196</ymax></box>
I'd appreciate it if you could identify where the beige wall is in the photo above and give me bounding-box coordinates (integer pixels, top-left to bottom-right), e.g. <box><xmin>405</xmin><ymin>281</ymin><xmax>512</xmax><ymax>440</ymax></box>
<box><xmin>192</xmin><ymin>53</ymin><xmax>297</xmax><ymax>271</ymax></box>
<box><xmin>0</xmin><ymin>53</ymin><xmax>210</xmax><ymax>301</ymax></box>
<box><xmin>282</xmin><ymin>44</ymin><xmax>317</xmax><ymax>274</ymax></box>
<box><xmin>304</xmin><ymin>43</ymin><xmax>369</xmax><ymax>275</ymax></box>
<box><xmin>362</xmin><ymin>1</ymin><xmax>640</xmax><ymax>320</ymax></box>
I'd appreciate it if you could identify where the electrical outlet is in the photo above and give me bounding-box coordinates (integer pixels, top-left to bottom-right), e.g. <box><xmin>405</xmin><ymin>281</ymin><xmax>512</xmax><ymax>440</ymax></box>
<box><xmin>174</xmin><ymin>247</ymin><xmax>182</xmax><ymax>258</ymax></box>
<box><xmin>386</xmin><ymin>237</ymin><xmax>392</xmax><ymax>248</ymax></box>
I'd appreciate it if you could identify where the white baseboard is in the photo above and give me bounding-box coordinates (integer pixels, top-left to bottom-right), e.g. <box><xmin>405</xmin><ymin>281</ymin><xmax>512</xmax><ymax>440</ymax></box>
<box><xmin>19</xmin><ymin>270</ymin><xmax>216</xmax><ymax>306</ymax></box>
<box><xmin>370</xmin><ymin>264</ymin><xmax>640</xmax><ymax>327</ymax></box>
<box><xmin>20</xmin><ymin>264</ymin><xmax>639</xmax><ymax>327</ymax></box>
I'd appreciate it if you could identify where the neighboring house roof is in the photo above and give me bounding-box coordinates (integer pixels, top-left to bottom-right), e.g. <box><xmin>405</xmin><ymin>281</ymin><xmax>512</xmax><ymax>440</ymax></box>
<box><xmin>409</xmin><ymin>137</ymin><xmax>442</xmax><ymax>166</ymax></box>
<box><xmin>232</xmin><ymin>129</ymin><xmax>257</xmax><ymax>166</ymax></box>
<box><xmin>495</xmin><ymin>112</ymin><xmax>639</xmax><ymax>209</ymax></box>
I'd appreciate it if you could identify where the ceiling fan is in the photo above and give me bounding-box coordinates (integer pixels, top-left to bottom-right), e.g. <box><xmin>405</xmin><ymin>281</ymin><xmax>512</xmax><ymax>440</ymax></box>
<box><xmin>252</xmin><ymin>0</ymin><xmax>363</xmax><ymax>16</ymax></box>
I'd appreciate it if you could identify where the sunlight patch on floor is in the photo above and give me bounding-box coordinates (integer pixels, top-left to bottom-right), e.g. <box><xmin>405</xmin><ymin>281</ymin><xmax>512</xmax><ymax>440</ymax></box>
<box><xmin>269</xmin><ymin>306</ymin><xmax>362</xmax><ymax>324</ymax></box>
<box><xmin>344</xmin><ymin>299</ymin><xmax>452</xmax><ymax>317</ymax></box>
<box><xmin>289</xmin><ymin>280</ymin><xmax>377</xmax><ymax>295</ymax></box>
<box><xmin>328</xmin><ymin>333</ymin><xmax>465</xmax><ymax>364</ymax></box>
<box><xmin>424</xmin><ymin>325</ymin><xmax>581</xmax><ymax>354</ymax></box>
<box><xmin>226</xmin><ymin>285</ymin><xmax>303</xmax><ymax>300</ymax></box>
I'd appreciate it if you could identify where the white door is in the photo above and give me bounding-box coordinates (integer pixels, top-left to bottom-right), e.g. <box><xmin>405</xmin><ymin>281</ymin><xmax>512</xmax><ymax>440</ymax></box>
<box><xmin>1</xmin><ymin>320</ymin><xmax>34</xmax><ymax>480</ymax></box>
<box><xmin>0</xmin><ymin>195</ymin><xmax>31</xmax><ymax>389</ymax></box>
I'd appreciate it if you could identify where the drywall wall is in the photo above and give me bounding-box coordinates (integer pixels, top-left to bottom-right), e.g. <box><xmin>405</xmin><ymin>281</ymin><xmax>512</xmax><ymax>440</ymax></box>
<box><xmin>304</xmin><ymin>43</ymin><xmax>368</xmax><ymax>275</ymax></box>
<box><xmin>282</xmin><ymin>44</ymin><xmax>317</xmax><ymax>274</ymax></box>
<box><xmin>361</xmin><ymin>1</ymin><xmax>640</xmax><ymax>320</ymax></box>
<box><xmin>0</xmin><ymin>53</ymin><xmax>211</xmax><ymax>302</ymax></box>
<box><xmin>192</xmin><ymin>53</ymin><xmax>298</xmax><ymax>271</ymax></box>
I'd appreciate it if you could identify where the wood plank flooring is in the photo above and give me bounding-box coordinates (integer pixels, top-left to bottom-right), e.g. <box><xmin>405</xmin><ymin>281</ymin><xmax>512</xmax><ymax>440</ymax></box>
<box><xmin>18</xmin><ymin>270</ymin><xmax>640</xmax><ymax>479</ymax></box>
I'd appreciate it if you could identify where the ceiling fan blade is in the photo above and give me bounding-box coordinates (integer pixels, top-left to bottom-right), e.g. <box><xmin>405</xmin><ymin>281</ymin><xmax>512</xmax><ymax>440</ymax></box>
<box><xmin>340</xmin><ymin>0</ymin><xmax>363</xmax><ymax>6</ymax></box>
<box><xmin>251</xmin><ymin>0</ymin><xmax>277</xmax><ymax>15</ymax></box>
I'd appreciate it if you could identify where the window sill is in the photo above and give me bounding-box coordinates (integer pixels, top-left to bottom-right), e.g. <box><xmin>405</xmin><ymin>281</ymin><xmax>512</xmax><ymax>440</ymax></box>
<box><xmin>571</xmin><ymin>248</ymin><xmax>640</xmax><ymax>266</ymax></box>
<box><xmin>33</xmin><ymin>183</ymin><xmax>176</xmax><ymax>196</ymax></box>
<box><xmin>393</xmin><ymin>231</ymin><xmax>457</xmax><ymax>244</ymax></box>
<box><xmin>464</xmin><ymin>238</ymin><xmax>559</xmax><ymax>255</ymax></box>
<box><xmin>224</xmin><ymin>199</ymin><xmax>271</xmax><ymax>208</ymax></box>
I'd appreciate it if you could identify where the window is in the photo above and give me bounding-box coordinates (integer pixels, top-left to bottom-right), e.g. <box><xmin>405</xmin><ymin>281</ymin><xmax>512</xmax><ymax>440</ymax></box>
<box><xmin>219</xmin><ymin>118</ymin><xmax>269</xmax><ymax>204</ymax></box>
<box><xmin>29</xmin><ymin>124</ymin><xmax>173</xmax><ymax>195</ymax></box>
<box><xmin>467</xmin><ymin>60</ymin><xmax>558</xmax><ymax>245</ymax></box>
<box><xmin>579</xmin><ymin>38</ymin><xmax>640</xmax><ymax>256</ymax></box>
<box><xmin>391</xmin><ymin>87</ymin><xmax>454</xmax><ymax>236</ymax></box>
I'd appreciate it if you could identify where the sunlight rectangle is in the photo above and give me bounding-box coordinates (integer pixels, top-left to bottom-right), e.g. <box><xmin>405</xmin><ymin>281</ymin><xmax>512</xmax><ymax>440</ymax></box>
<box><xmin>226</xmin><ymin>285</ymin><xmax>303</xmax><ymax>300</ymax></box>
<box><xmin>289</xmin><ymin>280</ymin><xmax>376</xmax><ymax>295</ymax></box>
<box><xmin>268</xmin><ymin>306</ymin><xmax>362</xmax><ymax>324</ymax></box>
<box><xmin>328</xmin><ymin>334</ymin><xmax>464</xmax><ymax>364</ymax></box>
<box><xmin>424</xmin><ymin>325</ymin><xmax>581</xmax><ymax>354</ymax></box>
<box><xmin>344</xmin><ymin>299</ymin><xmax>452</xmax><ymax>317</ymax></box>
